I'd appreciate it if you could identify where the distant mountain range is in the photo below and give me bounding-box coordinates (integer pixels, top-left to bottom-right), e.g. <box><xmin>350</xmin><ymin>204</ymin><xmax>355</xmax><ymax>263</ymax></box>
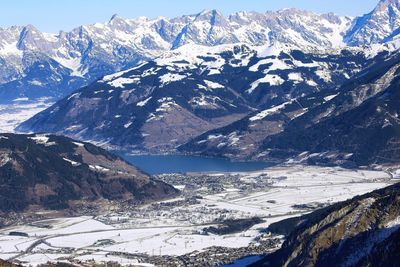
<box><xmin>1</xmin><ymin>0</ymin><xmax>400</xmax><ymax>103</ymax></box>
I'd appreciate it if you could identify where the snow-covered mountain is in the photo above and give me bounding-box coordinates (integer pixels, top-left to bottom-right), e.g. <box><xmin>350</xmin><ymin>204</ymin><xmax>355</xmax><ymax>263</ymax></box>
<box><xmin>345</xmin><ymin>0</ymin><xmax>400</xmax><ymax>45</ymax></box>
<box><xmin>0</xmin><ymin>6</ymin><xmax>381</xmax><ymax>103</ymax></box>
<box><xmin>3</xmin><ymin>0</ymin><xmax>400</xmax><ymax>103</ymax></box>
<box><xmin>12</xmin><ymin>0</ymin><xmax>400</xmax><ymax>163</ymax></box>
<box><xmin>179</xmin><ymin>45</ymin><xmax>400</xmax><ymax>163</ymax></box>
<box><xmin>17</xmin><ymin>43</ymin><xmax>384</xmax><ymax>152</ymax></box>
<box><xmin>259</xmin><ymin>49</ymin><xmax>400</xmax><ymax>166</ymax></box>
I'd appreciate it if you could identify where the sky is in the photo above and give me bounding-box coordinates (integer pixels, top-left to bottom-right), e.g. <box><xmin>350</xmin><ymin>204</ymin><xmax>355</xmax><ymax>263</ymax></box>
<box><xmin>0</xmin><ymin>0</ymin><xmax>380</xmax><ymax>33</ymax></box>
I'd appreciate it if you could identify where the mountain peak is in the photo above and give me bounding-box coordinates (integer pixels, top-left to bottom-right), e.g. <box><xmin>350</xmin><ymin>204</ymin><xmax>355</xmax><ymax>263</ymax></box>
<box><xmin>109</xmin><ymin>13</ymin><xmax>127</xmax><ymax>24</ymax></box>
<box><xmin>372</xmin><ymin>0</ymin><xmax>400</xmax><ymax>14</ymax></box>
<box><xmin>23</xmin><ymin>24</ymin><xmax>38</xmax><ymax>32</ymax></box>
<box><xmin>17</xmin><ymin>24</ymin><xmax>43</xmax><ymax>50</ymax></box>
<box><xmin>198</xmin><ymin>9</ymin><xmax>218</xmax><ymax>15</ymax></box>
<box><xmin>345</xmin><ymin>0</ymin><xmax>400</xmax><ymax>45</ymax></box>
<box><xmin>376</xmin><ymin>0</ymin><xmax>400</xmax><ymax>9</ymax></box>
<box><xmin>108</xmin><ymin>14</ymin><xmax>130</xmax><ymax>25</ymax></box>
<box><xmin>108</xmin><ymin>13</ymin><xmax>130</xmax><ymax>29</ymax></box>
<box><xmin>196</xmin><ymin>9</ymin><xmax>224</xmax><ymax>19</ymax></box>
<box><xmin>274</xmin><ymin>7</ymin><xmax>313</xmax><ymax>17</ymax></box>
<box><xmin>110</xmin><ymin>13</ymin><xmax>119</xmax><ymax>21</ymax></box>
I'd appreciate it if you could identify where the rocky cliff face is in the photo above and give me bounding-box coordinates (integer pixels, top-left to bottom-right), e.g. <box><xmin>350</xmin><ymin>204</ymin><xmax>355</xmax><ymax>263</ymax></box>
<box><xmin>0</xmin><ymin>133</ymin><xmax>177</xmax><ymax>213</ymax></box>
<box><xmin>253</xmin><ymin>183</ymin><xmax>400</xmax><ymax>267</ymax></box>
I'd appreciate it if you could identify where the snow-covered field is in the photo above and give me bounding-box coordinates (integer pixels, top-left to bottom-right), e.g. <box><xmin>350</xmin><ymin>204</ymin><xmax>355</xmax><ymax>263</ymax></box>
<box><xmin>0</xmin><ymin>99</ymin><xmax>53</xmax><ymax>133</ymax></box>
<box><xmin>0</xmin><ymin>166</ymin><xmax>396</xmax><ymax>266</ymax></box>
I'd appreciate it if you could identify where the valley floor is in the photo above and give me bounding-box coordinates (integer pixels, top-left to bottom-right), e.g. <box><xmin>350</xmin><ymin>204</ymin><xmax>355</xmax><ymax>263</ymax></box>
<box><xmin>0</xmin><ymin>165</ymin><xmax>397</xmax><ymax>266</ymax></box>
<box><xmin>0</xmin><ymin>99</ymin><xmax>53</xmax><ymax>133</ymax></box>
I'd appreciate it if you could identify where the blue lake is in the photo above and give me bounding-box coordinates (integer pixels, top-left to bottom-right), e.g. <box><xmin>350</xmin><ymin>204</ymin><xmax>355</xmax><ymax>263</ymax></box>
<box><xmin>219</xmin><ymin>255</ymin><xmax>262</xmax><ymax>267</ymax></box>
<box><xmin>121</xmin><ymin>154</ymin><xmax>272</xmax><ymax>175</ymax></box>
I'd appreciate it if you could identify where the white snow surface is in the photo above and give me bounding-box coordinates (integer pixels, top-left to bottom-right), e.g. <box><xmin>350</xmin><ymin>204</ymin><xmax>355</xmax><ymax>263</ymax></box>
<box><xmin>249</xmin><ymin>101</ymin><xmax>292</xmax><ymax>121</ymax></box>
<box><xmin>0</xmin><ymin>166</ymin><xmax>394</xmax><ymax>266</ymax></box>
<box><xmin>0</xmin><ymin>99</ymin><xmax>54</xmax><ymax>133</ymax></box>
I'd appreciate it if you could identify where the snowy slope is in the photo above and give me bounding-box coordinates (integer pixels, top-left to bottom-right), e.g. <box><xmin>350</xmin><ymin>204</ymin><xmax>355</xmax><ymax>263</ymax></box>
<box><xmin>345</xmin><ymin>0</ymin><xmax>400</xmax><ymax>45</ymax></box>
<box><xmin>17</xmin><ymin>43</ymin><xmax>376</xmax><ymax>152</ymax></box>
<box><xmin>259</xmin><ymin>50</ymin><xmax>400</xmax><ymax>166</ymax></box>
<box><xmin>179</xmin><ymin>44</ymin><xmax>398</xmax><ymax>161</ymax></box>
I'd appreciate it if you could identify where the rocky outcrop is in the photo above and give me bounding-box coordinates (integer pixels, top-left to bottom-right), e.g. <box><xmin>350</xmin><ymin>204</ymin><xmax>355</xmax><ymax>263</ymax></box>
<box><xmin>253</xmin><ymin>183</ymin><xmax>400</xmax><ymax>267</ymax></box>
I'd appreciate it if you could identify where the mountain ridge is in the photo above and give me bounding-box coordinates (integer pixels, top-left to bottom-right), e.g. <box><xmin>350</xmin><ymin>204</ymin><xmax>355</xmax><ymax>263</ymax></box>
<box><xmin>0</xmin><ymin>133</ymin><xmax>178</xmax><ymax>216</ymax></box>
<box><xmin>18</xmin><ymin>42</ymin><xmax>383</xmax><ymax>152</ymax></box>
<box><xmin>178</xmin><ymin>44</ymin><xmax>400</xmax><ymax>165</ymax></box>
<box><xmin>252</xmin><ymin>182</ymin><xmax>400</xmax><ymax>267</ymax></box>
<box><xmin>0</xmin><ymin>3</ymin><xmax>390</xmax><ymax>103</ymax></box>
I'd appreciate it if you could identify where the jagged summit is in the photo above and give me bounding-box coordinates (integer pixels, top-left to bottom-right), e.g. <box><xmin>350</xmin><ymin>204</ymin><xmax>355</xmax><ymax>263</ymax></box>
<box><xmin>196</xmin><ymin>9</ymin><xmax>221</xmax><ymax>16</ymax></box>
<box><xmin>375</xmin><ymin>0</ymin><xmax>400</xmax><ymax>11</ymax></box>
<box><xmin>109</xmin><ymin>13</ymin><xmax>119</xmax><ymax>22</ymax></box>
<box><xmin>345</xmin><ymin>0</ymin><xmax>400</xmax><ymax>45</ymax></box>
<box><xmin>0</xmin><ymin>0</ymin><xmax>399</xmax><ymax>103</ymax></box>
<box><xmin>193</xmin><ymin>9</ymin><xmax>227</xmax><ymax>26</ymax></box>
<box><xmin>0</xmin><ymin>8</ymin><xmax>357</xmax><ymax>103</ymax></box>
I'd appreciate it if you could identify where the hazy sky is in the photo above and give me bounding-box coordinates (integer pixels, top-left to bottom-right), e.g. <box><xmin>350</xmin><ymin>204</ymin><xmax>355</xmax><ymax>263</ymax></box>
<box><xmin>0</xmin><ymin>0</ymin><xmax>380</xmax><ymax>33</ymax></box>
